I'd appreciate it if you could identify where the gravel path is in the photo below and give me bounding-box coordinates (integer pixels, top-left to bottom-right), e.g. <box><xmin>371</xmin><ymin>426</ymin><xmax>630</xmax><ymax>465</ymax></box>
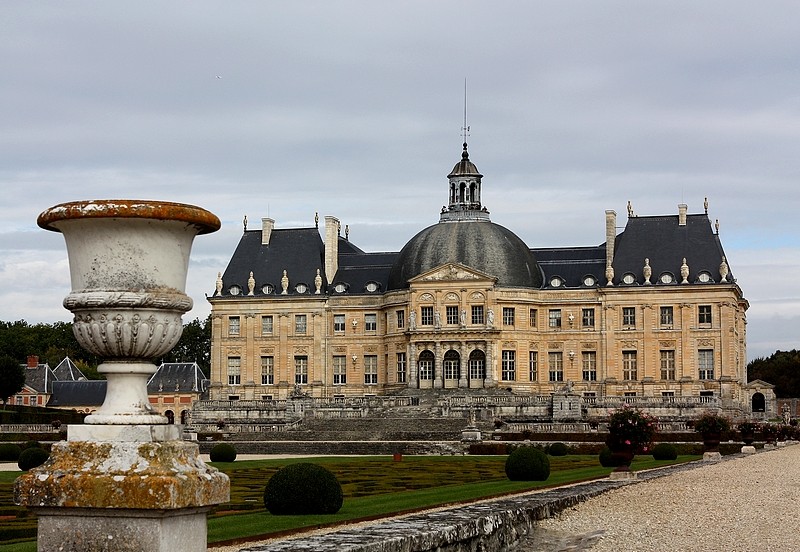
<box><xmin>209</xmin><ymin>446</ymin><xmax>800</xmax><ymax>551</ymax></box>
<box><xmin>524</xmin><ymin>445</ymin><xmax>800</xmax><ymax>551</ymax></box>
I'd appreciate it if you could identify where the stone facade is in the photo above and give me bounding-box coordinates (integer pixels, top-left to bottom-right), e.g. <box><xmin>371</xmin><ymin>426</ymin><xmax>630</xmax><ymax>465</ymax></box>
<box><xmin>208</xmin><ymin>144</ymin><xmax>751</xmax><ymax>419</ymax></box>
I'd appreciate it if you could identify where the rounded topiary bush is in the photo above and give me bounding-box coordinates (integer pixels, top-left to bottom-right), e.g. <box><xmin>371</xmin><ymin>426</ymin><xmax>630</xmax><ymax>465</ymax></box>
<box><xmin>547</xmin><ymin>442</ymin><xmax>570</xmax><ymax>456</ymax></box>
<box><xmin>18</xmin><ymin>447</ymin><xmax>49</xmax><ymax>471</ymax></box>
<box><xmin>599</xmin><ymin>446</ymin><xmax>622</xmax><ymax>468</ymax></box>
<box><xmin>0</xmin><ymin>443</ymin><xmax>22</xmax><ymax>462</ymax></box>
<box><xmin>505</xmin><ymin>446</ymin><xmax>550</xmax><ymax>481</ymax></box>
<box><xmin>264</xmin><ymin>463</ymin><xmax>343</xmax><ymax>515</ymax></box>
<box><xmin>209</xmin><ymin>443</ymin><xmax>237</xmax><ymax>462</ymax></box>
<box><xmin>651</xmin><ymin>443</ymin><xmax>678</xmax><ymax>461</ymax></box>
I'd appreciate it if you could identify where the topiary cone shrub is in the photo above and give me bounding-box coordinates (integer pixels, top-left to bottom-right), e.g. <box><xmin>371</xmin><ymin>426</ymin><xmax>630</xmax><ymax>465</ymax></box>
<box><xmin>651</xmin><ymin>443</ymin><xmax>678</xmax><ymax>461</ymax></box>
<box><xmin>598</xmin><ymin>445</ymin><xmax>623</xmax><ymax>467</ymax></box>
<box><xmin>209</xmin><ymin>443</ymin><xmax>237</xmax><ymax>462</ymax></box>
<box><xmin>505</xmin><ymin>446</ymin><xmax>550</xmax><ymax>481</ymax></box>
<box><xmin>264</xmin><ymin>463</ymin><xmax>343</xmax><ymax>515</ymax></box>
<box><xmin>18</xmin><ymin>447</ymin><xmax>49</xmax><ymax>471</ymax></box>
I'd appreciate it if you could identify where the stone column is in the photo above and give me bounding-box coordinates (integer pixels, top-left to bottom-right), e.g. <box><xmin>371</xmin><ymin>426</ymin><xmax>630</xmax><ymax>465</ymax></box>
<box><xmin>433</xmin><ymin>342</ymin><xmax>443</xmax><ymax>389</ymax></box>
<box><xmin>409</xmin><ymin>343</ymin><xmax>418</xmax><ymax>388</ymax></box>
<box><xmin>458</xmin><ymin>341</ymin><xmax>469</xmax><ymax>388</ymax></box>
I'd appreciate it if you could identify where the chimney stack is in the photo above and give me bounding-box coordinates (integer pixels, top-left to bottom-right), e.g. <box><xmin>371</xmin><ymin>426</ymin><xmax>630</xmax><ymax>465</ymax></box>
<box><xmin>324</xmin><ymin>216</ymin><xmax>340</xmax><ymax>284</ymax></box>
<box><xmin>605</xmin><ymin>210</ymin><xmax>617</xmax><ymax>269</ymax></box>
<box><xmin>27</xmin><ymin>355</ymin><xmax>38</xmax><ymax>368</ymax></box>
<box><xmin>678</xmin><ymin>204</ymin><xmax>687</xmax><ymax>226</ymax></box>
<box><xmin>261</xmin><ymin>218</ymin><xmax>275</xmax><ymax>245</ymax></box>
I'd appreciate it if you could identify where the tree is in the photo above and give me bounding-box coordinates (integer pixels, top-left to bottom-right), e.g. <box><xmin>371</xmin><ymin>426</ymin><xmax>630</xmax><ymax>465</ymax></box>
<box><xmin>0</xmin><ymin>355</ymin><xmax>26</xmax><ymax>407</ymax></box>
<box><xmin>161</xmin><ymin>316</ymin><xmax>211</xmax><ymax>376</ymax></box>
<box><xmin>747</xmin><ymin>350</ymin><xmax>800</xmax><ymax>398</ymax></box>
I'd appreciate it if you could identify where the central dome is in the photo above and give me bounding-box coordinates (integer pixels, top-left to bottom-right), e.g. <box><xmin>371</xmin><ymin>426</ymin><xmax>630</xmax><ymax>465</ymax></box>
<box><xmin>387</xmin><ymin>220</ymin><xmax>543</xmax><ymax>290</ymax></box>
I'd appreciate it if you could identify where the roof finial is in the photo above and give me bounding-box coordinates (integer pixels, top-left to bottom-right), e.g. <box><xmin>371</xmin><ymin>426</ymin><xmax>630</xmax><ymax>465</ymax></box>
<box><xmin>461</xmin><ymin>78</ymin><xmax>470</xmax><ymax>152</ymax></box>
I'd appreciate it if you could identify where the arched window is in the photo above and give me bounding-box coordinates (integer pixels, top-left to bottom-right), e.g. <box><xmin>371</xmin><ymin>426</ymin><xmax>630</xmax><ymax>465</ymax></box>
<box><xmin>164</xmin><ymin>410</ymin><xmax>175</xmax><ymax>424</ymax></box>
<box><xmin>752</xmin><ymin>392</ymin><xmax>766</xmax><ymax>413</ymax></box>
<box><xmin>443</xmin><ymin>350</ymin><xmax>460</xmax><ymax>380</ymax></box>
<box><xmin>469</xmin><ymin>350</ymin><xmax>486</xmax><ymax>380</ymax></box>
<box><xmin>418</xmin><ymin>350</ymin><xmax>434</xmax><ymax>380</ymax></box>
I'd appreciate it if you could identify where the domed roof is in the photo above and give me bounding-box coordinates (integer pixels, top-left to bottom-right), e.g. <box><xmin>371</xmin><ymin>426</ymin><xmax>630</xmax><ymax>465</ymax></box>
<box><xmin>387</xmin><ymin>220</ymin><xmax>543</xmax><ymax>290</ymax></box>
<box><xmin>448</xmin><ymin>142</ymin><xmax>483</xmax><ymax>177</ymax></box>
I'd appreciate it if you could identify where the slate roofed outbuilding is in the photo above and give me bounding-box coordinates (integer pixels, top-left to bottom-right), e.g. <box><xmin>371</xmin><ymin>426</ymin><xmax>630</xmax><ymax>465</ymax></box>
<box><xmin>147</xmin><ymin>362</ymin><xmax>208</xmax><ymax>395</ymax></box>
<box><xmin>611</xmin><ymin>213</ymin><xmax>729</xmax><ymax>285</ymax></box>
<box><xmin>21</xmin><ymin>363</ymin><xmax>57</xmax><ymax>394</ymax></box>
<box><xmin>47</xmin><ymin>380</ymin><xmax>106</xmax><ymax>407</ymax></box>
<box><xmin>52</xmin><ymin>357</ymin><xmax>86</xmax><ymax>382</ymax></box>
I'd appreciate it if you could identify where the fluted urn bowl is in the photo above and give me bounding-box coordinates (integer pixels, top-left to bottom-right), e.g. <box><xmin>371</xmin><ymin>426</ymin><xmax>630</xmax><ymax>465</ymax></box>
<box><xmin>38</xmin><ymin>200</ymin><xmax>220</xmax><ymax>424</ymax></box>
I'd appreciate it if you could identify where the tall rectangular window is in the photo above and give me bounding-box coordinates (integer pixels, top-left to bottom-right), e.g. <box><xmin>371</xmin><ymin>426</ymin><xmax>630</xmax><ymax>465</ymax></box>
<box><xmin>334</xmin><ymin>314</ymin><xmax>345</xmax><ymax>333</ymax></box>
<box><xmin>698</xmin><ymin>305</ymin><xmax>712</xmax><ymax>325</ymax></box>
<box><xmin>528</xmin><ymin>351</ymin><xmax>538</xmax><ymax>382</ymax></box>
<box><xmin>228</xmin><ymin>316</ymin><xmax>240</xmax><ymax>336</ymax></box>
<box><xmin>501</xmin><ymin>350</ymin><xmax>516</xmax><ymax>381</ymax></box>
<box><xmin>582</xmin><ymin>308</ymin><xmax>595</xmax><ymax>328</ymax></box>
<box><xmin>549</xmin><ymin>309</ymin><xmax>562</xmax><ymax>328</ymax></box>
<box><xmin>261</xmin><ymin>315</ymin><xmax>273</xmax><ymax>336</ymax></box>
<box><xmin>227</xmin><ymin>356</ymin><xmax>241</xmax><ymax>385</ymax></box>
<box><xmin>548</xmin><ymin>352</ymin><xmax>564</xmax><ymax>381</ymax></box>
<box><xmin>364</xmin><ymin>313</ymin><xmax>377</xmax><ymax>331</ymax></box>
<box><xmin>261</xmin><ymin>356</ymin><xmax>274</xmax><ymax>385</ymax></box>
<box><xmin>529</xmin><ymin>308</ymin><xmax>538</xmax><ymax>327</ymax></box>
<box><xmin>396</xmin><ymin>310</ymin><xmax>405</xmax><ymax>329</ymax></box>
<box><xmin>622</xmin><ymin>307</ymin><xmax>636</xmax><ymax>327</ymax></box>
<box><xmin>660</xmin><ymin>306</ymin><xmax>674</xmax><ymax>326</ymax></box>
<box><xmin>446</xmin><ymin>306</ymin><xmax>459</xmax><ymax>325</ymax></box>
<box><xmin>698</xmin><ymin>349</ymin><xmax>715</xmax><ymax>380</ymax></box>
<box><xmin>660</xmin><ymin>350</ymin><xmax>676</xmax><ymax>380</ymax></box>
<box><xmin>471</xmin><ymin>305</ymin><xmax>484</xmax><ymax>325</ymax></box>
<box><xmin>294</xmin><ymin>356</ymin><xmax>308</xmax><ymax>384</ymax></box>
<box><xmin>333</xmin><ymin>355</ymin><xmax>347</xmax><ymax>385</ymax></box>
<box><xmin>623</xmin><ymin>351</ymin><xmax>638</xmax><ymax>380</ymax></box>
<box><xmin>420</xmin><ymin>306</ymin><xmax>434</xmax><ymax>326</ymax></box>
<box><xmin>502</xmin><ymin>307</ymin><xmax>515</xmax><ymax>326</ymax></box>
<box><xmin>582</xmin><ymin>351</ymin><xmax>597</xmax><ymax>381</ymax></box>
<box><xmin>364</xmin><ymin>355</ymin><xmax>378</xmax><ymax>384</ymax></box>
<box><xmin>396</xmin><ymin>352</ymin><xmax>407</xmax><ymax>383</ymax></box>
<box><xmin>295</xmin><ymin>314</ymin><xmax>307</xmax><ymax>335</ymax></box>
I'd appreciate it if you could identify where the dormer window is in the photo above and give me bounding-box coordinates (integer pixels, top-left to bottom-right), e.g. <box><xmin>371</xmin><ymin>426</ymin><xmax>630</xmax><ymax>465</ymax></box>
<box><xmin>697</xmin><ymin>271</ymin><xmax>713</xmax><ymax>283</ymax></box>
<box><xmin>659</xmin><ymin>272</ymin><xmax>675</xmax><ymax>284</ymax></box>
<box><xmin>295</xmin><ymin>283</ymin><xmax>308</xmax><ymax>294</ymax></box>
<box><xmin>622</xmin><ymin>273</ymin><xmax>636</xmax><ymax>285</ymax></box>
<box><xmin>549</xmin><ymin>276</ymin><xmax>564</xmax><ymax>288</ymax></box>
<box><xmin>228</xmin><ymin>285</ymin><xmax>241</xmax><ymax>296</ymax></box>
<box><xmin>261</xmin><ymin>283</ymin><xmax>274</xmax><ymax>295</ymax></box>
<box><xmin>333</xmin><ymin>283</ymin><xmax>347</xmax><ymax>293</ymax></box>
<box><xmin>365</xmin><ymin>281</ymin><xmax>379</xmax><ymax>293</ymax></box>
<box><xmin>582</xmin><ymin>275</ymin><xmax>596</xmax><ymax>287</ymax></box>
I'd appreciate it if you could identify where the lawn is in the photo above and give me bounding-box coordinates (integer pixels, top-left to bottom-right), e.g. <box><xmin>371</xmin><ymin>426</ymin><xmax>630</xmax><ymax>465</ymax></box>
<box><xmin>0</xmin><ymin>454</ymin><xmax>698</xmax><ymax>550</ymax></box>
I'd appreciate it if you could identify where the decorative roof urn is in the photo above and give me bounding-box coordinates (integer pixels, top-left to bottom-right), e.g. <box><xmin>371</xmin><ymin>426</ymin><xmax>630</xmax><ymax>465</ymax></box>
<box><xmin>37</xmin><ymin>200</ymin><xmax>220</xmax><ymax>425</ymax></box>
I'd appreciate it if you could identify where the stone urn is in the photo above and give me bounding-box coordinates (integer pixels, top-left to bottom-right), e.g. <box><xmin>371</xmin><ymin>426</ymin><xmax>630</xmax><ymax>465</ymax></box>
<box><xmin>18</xmin><ymin>199</ymin><xmax>229</xmax><ymax>552</ymax></box>
<box><xmin>36</xmin><ymin>199</ymin><xmax>220</xmax><ymax>425</ymax></box>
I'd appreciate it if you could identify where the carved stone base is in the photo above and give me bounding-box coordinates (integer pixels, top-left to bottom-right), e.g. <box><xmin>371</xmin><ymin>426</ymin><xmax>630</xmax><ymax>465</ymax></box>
<box><xmin>15</xmin><ymin>433</ymin><xmax>229</xmax><ymax>552</ymax></box>
<box><xmin>609</xmin><ymin>470</ymin><xmax>638</xmax><ymax>481</ymax></box>
<box><xmin>703</xmin><ymin>451</ymin><xmax>722</xmax><ymax>462</ymax></box>
<box><xmin>741</xmin><ymin>445</ymin><xmax>757</xmax><ymax>455</ymax></box>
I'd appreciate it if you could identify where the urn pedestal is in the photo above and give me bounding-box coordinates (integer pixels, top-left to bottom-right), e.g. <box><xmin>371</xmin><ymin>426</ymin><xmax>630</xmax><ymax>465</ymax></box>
<box><xmin>15</xmin><ymin>200</ymin><xmax>230</xmax><ymax>552</ymax></box>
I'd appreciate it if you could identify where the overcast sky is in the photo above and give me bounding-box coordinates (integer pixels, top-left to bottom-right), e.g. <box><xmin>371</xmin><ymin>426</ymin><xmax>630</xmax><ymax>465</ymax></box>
<box><xmin>2</xmin><ymin>2</ymin><xmax>798</xmax><ymax>361</ymax></box>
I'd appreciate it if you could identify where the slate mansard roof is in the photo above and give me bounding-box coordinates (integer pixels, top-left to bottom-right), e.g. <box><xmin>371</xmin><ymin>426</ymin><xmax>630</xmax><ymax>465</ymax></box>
<box><xmin>213</xmin><ymin>146</ymin><xmax>731</xmax><ymax>297</ymax></box>
<box><xmin>213</xmin><ymin>209</ymin><xmax>730</xmax><ymax>297</ymax></box>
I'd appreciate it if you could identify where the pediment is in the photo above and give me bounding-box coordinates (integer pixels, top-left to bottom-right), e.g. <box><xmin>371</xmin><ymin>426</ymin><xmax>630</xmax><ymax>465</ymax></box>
<box><xmin>745</xmin><ymin>379</ymin><xmax>775</xmax><ymax>389</ymax></box>
<box><xmin>409</xmin><ymin>263</ymin><xmax>497</xmax><ymax>284</ymax></box>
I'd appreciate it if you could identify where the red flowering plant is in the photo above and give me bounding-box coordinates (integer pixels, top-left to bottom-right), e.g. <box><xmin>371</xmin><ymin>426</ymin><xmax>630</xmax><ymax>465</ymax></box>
<box><xmin>606</xmin><ymin>405</ymin><xmax>658</xmax><ymax>454</ymax></box>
